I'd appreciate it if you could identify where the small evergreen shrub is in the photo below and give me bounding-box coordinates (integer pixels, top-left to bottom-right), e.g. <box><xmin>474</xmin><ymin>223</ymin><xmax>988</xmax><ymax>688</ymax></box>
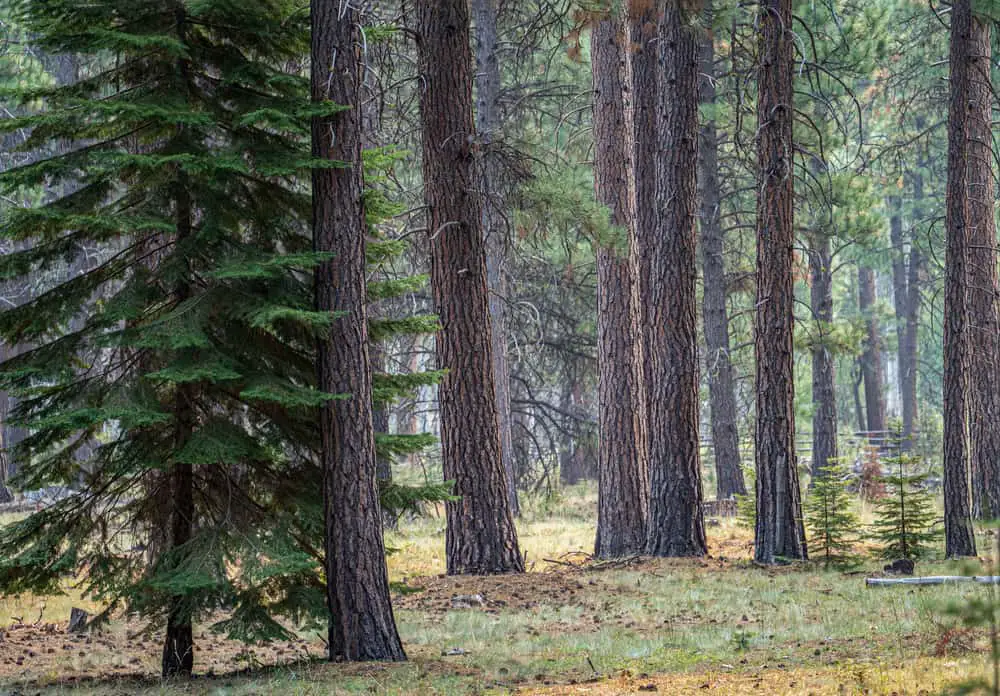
<box><xmin>804</xmin><ymin>462</ymin><xmax>861</xmax><ymax>567</ymax></box>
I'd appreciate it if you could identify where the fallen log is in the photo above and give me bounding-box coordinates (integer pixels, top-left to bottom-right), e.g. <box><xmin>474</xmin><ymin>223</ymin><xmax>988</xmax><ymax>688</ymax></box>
<box><xmin>866</xmin><ymin>576</ymin><xmax>1000</xmax><ymax>587</ymax></box>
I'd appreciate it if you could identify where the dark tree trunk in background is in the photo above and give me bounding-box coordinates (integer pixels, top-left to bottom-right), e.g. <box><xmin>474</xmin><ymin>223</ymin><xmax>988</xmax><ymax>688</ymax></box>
<box><xmin>699</xmin><ymin>0</ymin><xmax>746</xmax><ymax>500</ymax></box>
<box><xmin>942</xmin><ymin>0</ymin><xmax>978</xmax><ymax>558</ymax></box>
<box><xmin>643</xmin><ymin>0</ymin><xmax>706</xmax><ymax>558</ymax></box>
<box><xmin>858</xmin><ymin>265</ymin><xmax>886</xmax><ymax>437</ymax></box>
<box><xmin>312</xmin><ymin>0</ymin><xmax>406</xmax><ymax>660</ymax></box>
<box><xmin>591</xmin><ymin>11</ymin><xmax>649</xmax><ymax>559</ymax></box>
<box><xmin>473</xmin><ymin>0</ymin><xmax>520</xmax><ymax>518</ymax></box>
<box><xmin>371</xmin><ymin>342</ymin><xmax>396</xmax><ymax>528</ymax></box>
<box><xmin>965</xmin><ymin>14</ymin><xmax>999</xmax><ymax>520</ymax></box>
<box><xmin>753</xmin><ymin>0</ymin><xmax>807</xmax><ymax>564</ymax></box>
<box><xmin>889</xmin><ymin>194</ymin><xmax>920</xmax><ymax>452</ymax></box>
<box><xmin>416</xmin><ymin>0</ymin><xmax>524</xmax><ymax>575</ymax></box>
<box><xmin>808</xmin><ymin>232</ymin><xmax>838</xmax><ymax>480</ymax></box>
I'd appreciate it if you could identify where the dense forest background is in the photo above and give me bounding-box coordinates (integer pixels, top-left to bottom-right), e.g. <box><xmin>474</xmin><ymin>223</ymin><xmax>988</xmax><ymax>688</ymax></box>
<box><xmin>0</xmin><ymin>0</ymin><xmax>996</xmax><ymax>687</ymax></box>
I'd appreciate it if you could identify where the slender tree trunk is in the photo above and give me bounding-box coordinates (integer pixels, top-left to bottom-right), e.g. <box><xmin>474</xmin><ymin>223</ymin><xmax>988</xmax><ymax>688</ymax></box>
<box><xmin>902</xmin><ymin>228</ymin><xmax>921</xmax><ymax>448</ymax></box>
<box><xmin>753</xmin><ymin>0</ymin><xmax>807</xmax><ymax>564</ymax></box>
<box><xmin>371</xmin><ymin>342</ymin><xmax>396</xmax><ymax>529</ymax></box>
<box><xmin>312</xmin><ymin>0</ymin><xmax>406</xmax><ymax>659</ymax></box>
<box><xmin>642</xmin><ymin>0</ymin><xmax>706</xmax><ymax>558</ymax></box>
<box><xmin>162</xmin><ymin>177</ymin><xmax>195</xmax><ymax>678</ymax></box>
<box><xmin>965</xmin><ymin>14</ymin><xmax>999</xmax><ymax>520</ymax></box>
<box><xmin>473</xmin><ymin>0</ymin><xmax>520</xmax><ymax>518</ymax></box>
<box><xmin>858</xmin><ymin>265</ymin><xmax>886</xmax><ymax>438</ymax></box>
<box><xmin>416</xmin><ymin>0</ymin><xmax>523</xmax><ymax>575</ymax></box>
<box><xmin>889</xmin><ymin>194</ymin><xmax>920</xmax><ymax>452</ymax></box>
<box><xmin>699</xmin><ymin>0</ymin><xmax>745</xmax><ymax>500</ymax></box>
<box><xmin>591</xmin><ymin>10</ymin><xmax>649</xmax><ymax>559</ymax></box>
<box><xmin>808</xmin><ymin>231</ymin><xmax>838</xmax><ymax>480</ymax></box>
<box><xmin>162</xmin><ymin>16</ymin><xmax>195</xmax><ymax>676</ymax></box>
<box><xmin>942</xmin><ymin>0</ymin><xmax>978</xmax><ymax>558</ymax></box>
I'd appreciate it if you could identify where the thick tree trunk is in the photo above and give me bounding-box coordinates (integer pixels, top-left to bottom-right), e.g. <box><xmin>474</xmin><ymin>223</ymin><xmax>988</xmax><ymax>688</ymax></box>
<box><xmin>642</xmin><ymin>0</ymin><xmax>706</xmax><ymax>558</ymax></box>
<box><xmin>416</xmin><ymin>0</ymin><xmax>523</xmax><ymax>575</ymax></box>
<box><xmin>942</xmin><ymin>0</ymin><xmax>978</xmax><ymax>558</ymax></box>
<box><xmin>699</xmin><ymin>1</ymin><xmax>746</xmax><ymax>501</ymax></box>
<box><xmin>753</xmin><ymin>0</ymin><xmax>807</xmax><ymax>564</ymax></box>
<box><xmin>473</xmin><ymin>0</ymin><xmax>520</xmax><ymax>518</ymax></box>
<box><xmin>965</xmin><ymin>14</ymin><xmax>999</xmax><ymax>520</ymax></box>
<box><xmin>591</xmin><ymin>12</ymin><xmax>649</xmax><ymax>559</ymax></box>
<box><xmin>312</xmin><ymin>0</ymin><xmax>406</xmax><ymax>660</ymax></box>
<box><xmin>808</xmin><ymin>232</ymin><xmax>838</xmax><ymax>480</ymax></box>
<box><xmin>858</xmin><ymin>265</ymin><xmax>886</xmax><ymax>437</ymax></box>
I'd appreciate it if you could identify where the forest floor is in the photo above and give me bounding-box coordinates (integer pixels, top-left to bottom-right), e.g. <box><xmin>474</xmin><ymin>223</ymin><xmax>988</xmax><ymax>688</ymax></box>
<box><xmin>0</xmin><ymin>484</ymin><xmax>994</xmax><ymax>695</ymax></box>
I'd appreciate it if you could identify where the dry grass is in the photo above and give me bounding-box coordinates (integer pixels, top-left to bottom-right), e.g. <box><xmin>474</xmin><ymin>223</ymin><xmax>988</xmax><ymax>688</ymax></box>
<box><xmin>0</xmin><ymin>482</ymin><xmax>995</xmax><ymax>694</ymax></box>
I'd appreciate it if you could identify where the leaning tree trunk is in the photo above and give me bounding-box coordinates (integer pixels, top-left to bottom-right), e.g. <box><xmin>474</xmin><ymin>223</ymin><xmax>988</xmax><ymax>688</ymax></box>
<box><xmin>699</xmin><ymin>0</ymin><xmax>746</xmax><ymax>501</ymax></box>
<box><xmin>753</xmin><ymin>0</ymin><xmax>807</xmax><ymax>564</ymax></box>
<box><xmin>858</xmin><ymin>265</ymin><xmax>886</xmax><ymax>439</ymax></box>
<box><xmin>643</xmin><ymin>0</ymin><xmax>706</xmax><ymax>558</ymax></box>
<box><xmin>808</xmin><ymin>231</ymin><xmax>838</xmax><ymax>481</ymax></box>
<box><xmin>416</xmin><ymin>0</ymin><xmax>523</xmax><ymax>575</ymax></box>
<box><xmin>473</xmin><ymin>0</ymin><xmax>520</xmax><ymax>518</ymax></box>
<box><xmin>312</xmin><ymin>0</ymin><xmax>406</xmax><ymax>660</ymax></box>
<box><xmin>965</xmin><ymin>13</ymin><xmax>999</xmax><ymax>521</ymax></box>
<box><xmin>942</xmin><ymin>0</ymin><xmax>978</xmax><ymax>558</ymax></box>
<box><xmin>591</xmin><ymin>10</ymin><xmax>649</xmax><ymax>559</ymax></box>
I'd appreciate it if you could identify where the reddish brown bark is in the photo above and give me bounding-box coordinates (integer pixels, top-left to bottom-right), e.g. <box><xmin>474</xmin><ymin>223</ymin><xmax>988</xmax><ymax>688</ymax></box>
<box><xmin>591</xmin><ymin>12</ymin><xmax>649</xmax><ymax>559</ymax></box>
<box><xmin>642</xmin><ymin>0</ymin><xmax>706</xmax><ymax>558</ymax></box>
<box><xmin>416</xmin><ymin>0</ymin><xmax>523</xmax><ymax>575</ymax></box>
<box><xmin>858</xmin><ymin>265</ymin><xmax>886</xmax><ymax>438</ymax></box>
<box><xmin>965</xmin><ymin>13</ymin><xmax>999</xmax><ymax>520</ymax></box>
<box><xmin>312</xmin><ymin>0</ymin><xmax>406</xmax><ymax>659</ymax></box>
<box><xmin>753</xmin><ymin>0</ymin><xmax>807</xmax><ymax>564</ymax></box>
<box><xmin>942</xmin><ymin>0</ymin><xmax>977</xmax><ymax>557</ymax></box>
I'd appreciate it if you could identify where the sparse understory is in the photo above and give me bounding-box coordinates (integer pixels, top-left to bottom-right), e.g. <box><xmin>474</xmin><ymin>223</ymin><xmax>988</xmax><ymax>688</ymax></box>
<box><xmin>0</xmin><ymin>485</ymin><xmax>992</xmax><ymax>695</ymax></box>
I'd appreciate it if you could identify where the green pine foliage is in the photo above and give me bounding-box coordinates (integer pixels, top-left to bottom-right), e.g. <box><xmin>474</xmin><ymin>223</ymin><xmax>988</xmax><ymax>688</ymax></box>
<box><xmin>0</xmin><ymin>0</ymin><xmax>444</xmax><ymax>652</ymax></box>
<box><xmin>736</xmin><ymin>465</ymin><xmax>756</xmax><ymax>530</ymax></box>
<box><xmin>804</xmin><ymin>463</ymin><xmax>861</xmax><ymax>568</ymax></box>
<box><xmin>870</xmin><ymin>431</ymin><xmax>942</xmax><ymax>560</ymax></box>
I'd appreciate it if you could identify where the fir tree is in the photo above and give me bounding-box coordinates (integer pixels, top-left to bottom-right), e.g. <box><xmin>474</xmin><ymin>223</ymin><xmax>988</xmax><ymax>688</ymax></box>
<box><xmin>804</xmin><ymin>462</ymin><xmax>861</xmax><ymax>567</ymax></box>
<box><xmin>0</xmin><ymin>0</ymin><xmax>334</xmax><ymax>676</ymax></box>
<box><xmin>871</xmin><ymin>429</ymin><xmax>942</xmax><ymax>560</ymax></box>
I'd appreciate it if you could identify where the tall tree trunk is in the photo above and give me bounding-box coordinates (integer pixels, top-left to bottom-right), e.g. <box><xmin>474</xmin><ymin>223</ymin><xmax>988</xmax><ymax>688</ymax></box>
<box><xmin>808</xmin><ymin>231</ymin><xmax>838</xmax><ymax>480</ymax></box>
<box><xmin>473</xmin><ymin>0</ymin><xmax>520</xmax><ymax>518</ymax></box>
<box><xmin>591</xmin><ymin>10</ymin><xmax>649</xmax><ymax>559</ymax></box>
<box><xmin>162</xmin><ymin>17</ymin><xmax>195</xmax><ymax>676</ymax></box>
<box><xmin>642</xmin><ymin>0</ymin><xmax>706</xmax><ymax>558</ymax></box>
<box><xmin>942</xmin><ymin>0</ymin><xmax>978</xmax><ymax>558</ymax></box>
<box><xmin>699</xmin><ymin>0</ymin><xmax>746</xmax><ymax>500</ymax></box>
<box><xmin>371</xmin><ymin>341</ymin><xmax>396</xmax><ymax>529</ymax></box>
<box><xmin>416</xmin><ymin>0</ymin><xmax>523</xmax><ymax>575</ymax></box>
<box><xmin>889</xmin><ymin>193</ymin><xmax>920</xmax><ymax>452</ymax></box>
<box><xmin>858</xmin><ymin>265</ymin><xmax>886</xmax><ymax>437</ymax></box>
<box><xmin>965</xmin><ymin>13</ymin><xmax>999</xmax><ymax>520</ymax></box>
<box><xmin>753</xmin><ymin>0</ymin><xmax>807</xmax><ymax>564</ymax></box>
<box><xmin>312</xmin><ymin>0</ymin><xmax>406</xmax><ymax>659</ymax></box>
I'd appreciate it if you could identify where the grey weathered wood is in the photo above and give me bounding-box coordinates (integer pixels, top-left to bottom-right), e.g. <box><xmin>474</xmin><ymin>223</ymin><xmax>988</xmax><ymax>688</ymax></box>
<box><xmin>866</xmin><ymin>576</ymin><xmax>1000</xmax><ymax>587</ymax></box>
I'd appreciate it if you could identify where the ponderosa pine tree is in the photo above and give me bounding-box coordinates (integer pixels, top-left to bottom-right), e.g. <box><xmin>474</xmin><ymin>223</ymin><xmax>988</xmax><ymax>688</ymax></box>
<box><xmin>753</xmin><ymin>0</ymin><xmax>807</xmax><ymax>563</ymax></box>
<box><xmin>591</xmin><ymin>8</ymin><xmax>649</xmax><ymax>559</ymax></box>
<box><xmin>942</xmin><ymin>0</ymin><xmax>978</xmax><ymax>557</ymax></box>
<box><xmin>964</xmin><ymin>4</ymin><xmax>1000</xmax><ymax>520</ymax></box>
<box><xmin>0</xmin><ymin>0</ymin><xmax>337</xmax><ymax>676</ymax></box>
<box><xmin>311</xmin><ymin>0</ymin><xmax>405</xmax><ymax>661</ymax></box>
<box><xmin>698</xmin><ymin>0</ymin><xmax>746</xmax><ymax>501</ymax></box>
<box><xmin>415</xmin><ymin>0</ymin><xmax>523</xmax><ymax>575</ymax></box>
<box><xmin>858</xmin><ymin>264</ymin><xmax>886</xmax><ymax>438</ymax></box>
<box><xmin>643</xmin><ymin>0</ymin><xmax>706</xmax><ymax>558</ymax></box>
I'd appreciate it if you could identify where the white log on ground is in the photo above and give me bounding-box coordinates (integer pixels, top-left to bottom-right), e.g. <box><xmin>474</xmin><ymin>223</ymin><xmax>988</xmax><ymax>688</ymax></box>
<box><xmin>866</xmin><ymin>576</ymin><xmax>1000</xmax><ymax>587</ymax></box>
